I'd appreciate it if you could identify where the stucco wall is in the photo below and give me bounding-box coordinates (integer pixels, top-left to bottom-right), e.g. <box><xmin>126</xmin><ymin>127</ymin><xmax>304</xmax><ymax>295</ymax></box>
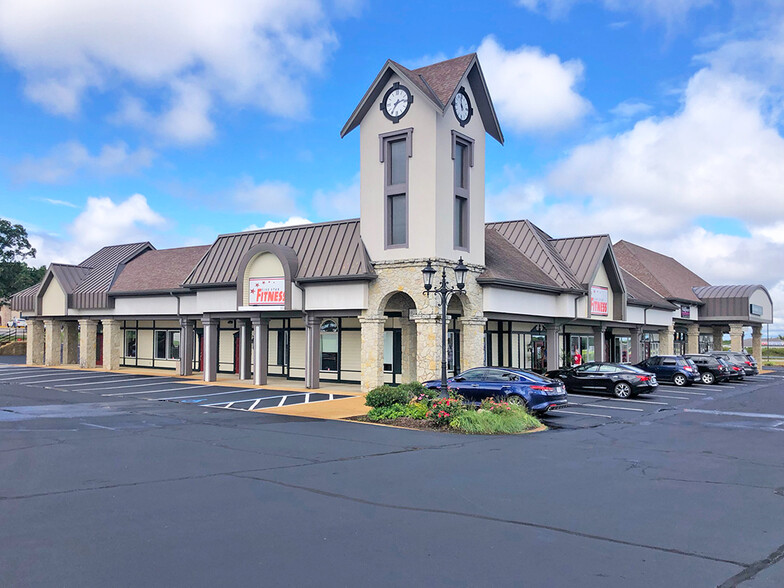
<box><xmin>590</xmin><ymin>264</ymin><xmax>614</xmax><ymax>320</ymax></box>
<box><xmin>305</xmin><ymin>282</ymin><xmax>368</xmax><ymax>311</ymax></box>
<box><xmin>242</xmin><ymin>252</ymin><xmax>285</xmax><ymax>307</ymax></box>
<box><xmin>41</xmin><ymin>278</ymin><xmax>67</xmax><ymax>316</ymax></box>
<box><xmin>749</xmin><ymin>288</ymin><xmax>773</xmax><ymax>321</ymax></box>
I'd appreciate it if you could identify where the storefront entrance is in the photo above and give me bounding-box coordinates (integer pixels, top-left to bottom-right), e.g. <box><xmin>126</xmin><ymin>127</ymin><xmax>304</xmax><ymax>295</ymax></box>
<box><xmin>613</xmin><ymin>337</ymin><xmax>632</xmax><ymax>363</ymax></box>
<box><xmin>568</xmin><ymin>335</ymin><xmax>595</xmax><ymax>367</ymax></box>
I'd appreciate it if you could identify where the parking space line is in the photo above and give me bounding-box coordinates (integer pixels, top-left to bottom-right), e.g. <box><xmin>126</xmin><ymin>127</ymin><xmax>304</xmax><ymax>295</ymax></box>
<box><xmin>684</xmin><ymin>408</ymin><xmax>784</xmax><ymax>419</ymax></box>
<box><xmin>659</xmin><ymin>389</ymin><xmax>707</xmax><ymax>395</ymax></box>
<box><xmin>567</xmin><ymin>394</ymin><xmax>668</xmax><ymax>405</ymax></box>
<box><xmin>203</xmin><ymin>392</ymin><xmax>307</xmax><ymax>408</ymax></box>
<box><xmin>76</xmin><ymin>379</ymin><xmax>176</xmax><ymax>391</ymax></box>
<box><xmin>103</xmin><ymin>384</ymin><xmax>214</xmax><ymax>396</ymax></box>
<box><xmin>70</xmin><ymin>377</ymin><xmax>170</xmax><ymax>388</ymax></box>
<box><xmin>22</xmin><ymin>375</ymin><xmax>122</xmax><ymax>385</ymax></box>
<box><xmin>155</xmin><ymin>388</ymin><xmax>262</xmax><ymax>400</ymax></box>
<box><xmin>249</xmin><ymin>398</ymin><xmax>262</xmax><ymax>410</ymax></box>
<box><xmin>570</xmin><ymin>403</ymin><xmax>644</xmax><ymax>412</ymax></box>
<box><xmin>1</xmin><ymin>372</ymin><xmax>76</xmax><ymax>380</ymax></box>
<box><xmin>647</xmin><ymin>394</ymin><xmax>691</xmax><ymax>400</ymax></box>
<box><xmin>277</xmin><ymin>396</ymin><xmax>287</xmax><ymax>407</ymax></box>
<box><xmin>550</xmin><ymin>409</ymin><xmax>612</xmax><ymax>419</ymax></box>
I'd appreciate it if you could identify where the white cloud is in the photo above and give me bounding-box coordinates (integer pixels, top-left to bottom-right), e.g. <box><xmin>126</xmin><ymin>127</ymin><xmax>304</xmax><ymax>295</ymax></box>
<box><xmin>14</xmin><ymin>141</ymin><xmax>155</xmax><ymax>183</ymax></box>
<box><xmin>232</xmin><ymin>177</ymin><xmax>301</xmax><ymax>216</ymax></box>
<box><xmin>610</xmin><ymin>100</ymin><xmax>652</xmax><ymax>119</ymax></box>
<box><xmin>517</xmin><ymin>0</ymin><xmax>714</xmax><ymax>24</ymax></box>
<box><xmin>27</xmin><ymin>193</ymin><xmax>167</xmax><ymax>265</ymax></box>
<box><xmin>243</xmin><ymin>216</ymin><xmax>313</xmax><ymax>231</ymax></box>
<box><xmin>37</xmin><ymin>198</ymin><xmax>78</xmax><ymax>208</ymax></box>
<box><xmin>477</xmin><ymin>36</ymin><xmax>591</xmax><ymax>133</ymax></box>
<box><xmin>0</xmin><ymin>0</ymin><xmax>348</xmax><ymax>144</ymax></box>
<box><xmin>312</xmin><ymin>174</ymin><xmax>359</xmax><ymax>219</ymax></box>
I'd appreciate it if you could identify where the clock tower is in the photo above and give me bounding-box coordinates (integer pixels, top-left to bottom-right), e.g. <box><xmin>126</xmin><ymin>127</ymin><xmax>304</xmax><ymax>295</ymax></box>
<box><xmin>341</xmin><ymin>53</ymin><xmax>503</xmax><ymax>268</ymax></box>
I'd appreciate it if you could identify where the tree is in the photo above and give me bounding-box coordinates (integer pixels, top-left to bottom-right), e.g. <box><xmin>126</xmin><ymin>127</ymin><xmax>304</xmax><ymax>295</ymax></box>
<box><xmin>0</xmin><ymin>219</ymin><xmax>46</xmax><ymax>304</ymax></box>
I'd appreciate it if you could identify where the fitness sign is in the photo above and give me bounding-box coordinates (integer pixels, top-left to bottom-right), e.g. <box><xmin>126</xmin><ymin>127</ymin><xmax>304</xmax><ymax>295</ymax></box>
<box><xmin>249</xmin><ymin>277</ymin><xmax>285</xmax><ymax>306</ymax></box>
<box><xmin>590</xmin><ymin>285</ymin><xmax>609</xmax><ymax>316</ymax></box>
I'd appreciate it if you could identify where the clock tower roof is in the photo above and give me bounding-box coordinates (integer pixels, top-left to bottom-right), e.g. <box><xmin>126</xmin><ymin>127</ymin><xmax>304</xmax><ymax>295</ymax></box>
<box><xmin>341</xmin><ymin>53</ymin><xmax>503</xmax><ymax>144</ymax></box>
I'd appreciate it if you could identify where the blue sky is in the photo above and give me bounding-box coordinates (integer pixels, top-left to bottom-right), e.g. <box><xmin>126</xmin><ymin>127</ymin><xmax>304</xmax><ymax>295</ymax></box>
<box><xmin>0</xmin><ymin>0</ymin><xmax>782</xmax><ymax>333</ymax></box>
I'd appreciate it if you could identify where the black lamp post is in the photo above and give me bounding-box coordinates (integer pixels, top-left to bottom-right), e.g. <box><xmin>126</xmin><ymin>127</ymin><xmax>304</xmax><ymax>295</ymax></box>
<box><xmin>422</xmin><ymin>258</ymin><xmax>468</xmax><ymax>396</ymax></box>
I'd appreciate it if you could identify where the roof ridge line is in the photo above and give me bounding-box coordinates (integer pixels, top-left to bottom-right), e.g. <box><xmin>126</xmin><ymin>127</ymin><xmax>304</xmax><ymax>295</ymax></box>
<box><xmin>522</xmin><ymin>220</ymin><xmax>581</xmax><ymax>288</ymax></box>
<box><xmin>215</xmin><ymin>218</ymin><xmax>359</xmax><ymax>239</ymax></box>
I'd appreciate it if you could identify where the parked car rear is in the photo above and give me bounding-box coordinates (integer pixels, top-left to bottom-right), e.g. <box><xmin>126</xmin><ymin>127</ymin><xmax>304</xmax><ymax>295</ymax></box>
<box><xmin>709</xmin><ymin>351</ymin><xmax>757</xmax><ymax>376</ymax></box>
<box><xmin>634</xmin><ymin>355</ymin><xmax>701</xmax><ymax>386</ymax></box>
<box><xmin>545</xmin><ymin>362</ymin><xmax>657</xmax><ymax>398</ymax></box>
<box><xmin>683</xmin><ymin>354</ymin><xmax>729</xmax><ymax>385</ymax></box>
<box><xmin>715</xmin><ymin>356</ymin><xmax>745</xmax><ymax>381</ymax></box>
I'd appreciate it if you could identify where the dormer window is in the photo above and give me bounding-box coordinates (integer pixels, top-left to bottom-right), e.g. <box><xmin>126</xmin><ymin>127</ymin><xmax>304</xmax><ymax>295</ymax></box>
<box><xmin>379</xmin><ymin>128</ymin><xmax>413</xmax><ymax>248</ymax></box>
<box><xmin>452</xmin><ymin>131</ymin><xmax>474</xmax><ymax>250</ymax></box>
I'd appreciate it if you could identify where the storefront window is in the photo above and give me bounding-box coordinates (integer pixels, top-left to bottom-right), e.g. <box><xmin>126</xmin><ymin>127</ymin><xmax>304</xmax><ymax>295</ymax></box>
<box><xmin>320</xmin><ymin>319</ymin><xmax>338</xmax><ymax>371</ymax></box>
<box><xmin>641</xmin><ymin>332</ymin><xmax>660</xmax><ymax>359</ymax></box>
<box><xmin>568</xmin><ymin>335</ymin><xmax>595</xmax><ymax>366</ymax></box>
<box><xmin>614</xmin><ymin>336</ymin><xmax>631</xmax><ymax>363</ymax></box>
<box><xmin>124</xmin><ymin>329</ymin><xmax>137</xmax><ymax>358</ymax></box>
<box><xmin>154</xmin><ymin>330</ymin><xmax>180</xmax><ymax>360</ymax></box>
<box><xmin>674</xmin><ymin>331</ymin><xmax>687</xmax><ymax>356</ymax></box>
<box><xmin>699</xmin><ymin>334</ymin><xmax>713</xmax><ymax>354</ymax></box>
<box><xmin>383</xmin><ymin>330</ymin><xmax>394</xmax><ymax>372</ymax></box>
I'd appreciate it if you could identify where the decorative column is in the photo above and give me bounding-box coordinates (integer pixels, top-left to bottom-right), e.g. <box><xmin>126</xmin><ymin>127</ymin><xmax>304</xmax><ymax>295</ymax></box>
<box><xmin>729</xmin><ymin>323</ymin><xmax>745</xmax><ymax>353</ymax></box>
<box><xmin>399</xmin><ymin>314</ymin><xmax>418</xmax><ymax>383</ymax></box>
<box><xmin>630</xmin><ymin>327</ymin><xmax>642</xmax><ymax>364</ymax></box>
<box><xmin>752</xmin><ymin>325</ymin><xmax>762</xmax><ymax>361</ymax></box>
<box><xmin>458</xmin><ymin>315</ymin><xmax>487</xmax><ymax>373</ymax></box>
<box><xmin>238</xmin><ymin>319</ymin><xmax>252</xmax><ymax>381</ymax></box>
<box><xmin>101</xmin><ymin>319</ymin><xmax>122</xmax><ymax>371</ymax></box>
<box><xmin>62</xmin><ymin>322</ymin><xmax>78</xmax><ymax>365</ymax></box>
<box><xmin>26</xmin><ymin>318</ymin><xmax>45</xmax><ymax>365</ymax></box>
<box><xmin>545</xmin><ymin>324</ymin><xmax>560</xmax><ymax>370</ymax></box>
<box><xmin>686</xmin><ymin>322</ymin><xmax>700</xmax><ymax>355</ymax></box>
<box><xmin>179</xmin><ymin>318</ymin><xmax>195</xmax><ymax>376</ymax></box>
<box><xmin>79</xmin><ymin>319</ymin><xmax>98</xmax><ymax>368</ymax></box>
<box><xmin>593</xmin><ymin>325</ymin><xmax>606</xmax><ymax>362</ymax></box>
<box><xmin>712</xmin><ymin>326</ymin><xmax>724</xmax><ymax>351</ymax></box>
<box><xmin>202</xmin><ymin>315</ymin><xmax>218</xmax><ymax>382</ymax></box>
<box><xmin>304</xmin><ymin>314</ymin><xmax>320</xmax><ymax>389</ymax></box>
<box><xmin>44</xmin><ymin>319</ymin><xmax>62</xmax><ymax>366</ymax></box>
<box><xmin>659</xmin><ymin>324</ymin><xmax>675</xmax><ymax>355</ymax></box>
<box><xmin>414</xmin><ymin>314</ymin><xmax>441</xmax><ymax>383</ymax></box>
<box><xmin>252</xmin><ymin>316</ymin><xmax>269</xmax><ymax>386</ymax></box>
<box><xmin>359</xmin><ymin>314</ymin><xmax>386</xmax><ymax>393</ymax></box>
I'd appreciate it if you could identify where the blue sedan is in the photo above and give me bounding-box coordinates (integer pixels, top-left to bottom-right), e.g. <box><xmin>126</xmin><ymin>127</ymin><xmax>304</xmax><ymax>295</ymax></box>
<box><xmin>424</xmin><ymin>367</ymin><xmax>568</xmax><ymax>415</ymax></box>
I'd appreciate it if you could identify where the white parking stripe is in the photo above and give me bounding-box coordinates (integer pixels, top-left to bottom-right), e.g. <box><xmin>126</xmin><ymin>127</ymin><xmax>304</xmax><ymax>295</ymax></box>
<box><xmin>1</xmin><ymin>372</ymin><xmax>74</xmax><ymax>380</ymax></box>
<box><xmin>249</xmin><ymin>398</ymin><xmax>262</xmax><ymax>410</ymax></box>
<box><xmin>659</xmin><ymin>389</ymin><xmax>707</xmax><ymax>395</ymax></box>
<box><xmin>156</xmin><ymin>388</ymin><xmax>262</xmax><ymax>401</ymax></box>
<box><xmin>551</xmin><ymin>409</ymin><xmax>612</xmax><ymax>419</ymax></box>
<box><xmin>75</xmin><ymin>379</ymin><xmax>174</xmax><ymax>391</ymax></box>
<box><xmin>69</xmin><ymin>377</ymin><xmax>169</xmax><ymax>387</ymax></box>
<box><xmin>277</xmin><ymin>396</ymin><xmax>287</xmax><ymax>407</ymax></box>
<box><xmin>203</xmin><ymin>392</ymin><xmax>307</xmax><ymax>407</ymax></box>
<box><xmin>648</xmin><ymin>394</ymin><xmax>691</xmax><ymax>400</ymax></box>
<box><xmin>567</xmin><ymin>394</ymin><xmax>668</xmax><ymax>405</ymax></box>
<box><xmin>22</xmin><ymin>375</ymin><xmax>122</xmax><ymax>385</ymax></box>
<box><xmin>102</xmin><ymin>384</ymin><xmax>214</xmax><ymax>396</ymax></box>
<box><xmin>571</xmin><ymin>403</ymin><xmax>644</xmax><ymax>412</ymax></box>
<box><xmin>684</xmin><ymin>408</ymin><xmax>784</xmax><ymax>419</ymax></box>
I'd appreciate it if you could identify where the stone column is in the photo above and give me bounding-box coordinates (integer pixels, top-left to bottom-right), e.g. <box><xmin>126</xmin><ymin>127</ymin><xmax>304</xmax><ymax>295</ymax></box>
<box><xmin>414</xmin><ymin>314</ymin><xmax>441</xmax><ymax>383</ymax></box>
<box><xmin>458</xmin><ymin>315</ymin><xmax>487</xmax><ymax>372</ymax></box>
<box><xmin>359</xmin><ymin>314</ymin><xmax>386</xmax><ymax>393</ymax></box>
<box><xmin>593</xmin><ymin>325</ymin><xmax>606</xmax><ymax>362</ymax></box>
<box><xmin>712</xmin><ymin>326</ymin><xmax>724</xmax><ymax>352</ymax></box>
<box><xmin>630</xmin><ymin>327</ymin><xmax>642</xmax><ymax>364</ymax></box>
<box><xmin>751</xmin><ymin>325</ymin><xmax>762</xmax><ymax>361</ymax></box>
<box><xmin>238</xmin><ymin>319</ymin><xmax>252</xmax><ymax>381</ymax></box>
<box><xmin>44</xmin><ymin>319</ymin><xmax>62</xmax><ymax>366</ymax></box>
<box><xmin>62</xmin><ymin>322</ymin><xmax>78</xmax><ymax>365</ymax></box>
<box><xmin>252</xmin><ymin>316</ymin><xmax>269</xmax><ymax>386</ymax></box>
<box><xmin>202</xmin><ymin>315</ymin><xmax>218</xmax><ymax>382</ymax></box>
<box><xmin>659</xmin><ymin>324</ymin><xmax>675</xmax><ymax>355</ymax></box>
<box><xmin>26</xmin><ymin>318</ymin><xmax>45</xmax><ymax>365</ymax></box>
<box><xmin>686</xmin><ymin>322</ymin><xmax>700</xmax><ymax>355</ymax></box>
<box><xmin>304</xmin><ymin>314</ymin><xmax>320</xmax><ymax>389</ymax></box>
<box><xmin>179</xmin><ymin>319</ymin><xmax>195</xmax><ymax>376</ymax></box>
<box><xmin>545</xmin><ymin>324</ymin><xmax>560</xmax><ymax>370</ymax></box>
<box><xmin>729</xmin><ymin>323</ymin><xmax>745</xmax><ymax>353</ymax></box>
<box><xmin>102</xmin><ymin>319</ymin><xmax>123</xmax><ymax>371</ymax></box>
<box><xmin>79</xmin><ymin>319</ymin><xmax>98</xmax><ymax>368</ymax></box>
<box><xmin>400</xmin><ymin>314</ymin><xmax>417</xmax><ymax>383</ymax></box>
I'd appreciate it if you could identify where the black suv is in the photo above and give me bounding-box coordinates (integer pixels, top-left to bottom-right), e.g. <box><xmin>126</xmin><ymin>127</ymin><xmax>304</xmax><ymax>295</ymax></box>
<box><xmin>683</xmin><ymin>354</ymin><xmax>729</xmax><ymax>385</ymax></box>
<box><xmin>709</xmin><ymin>351</ymin><xmax>758</xmax><ymax>376</ymax></box>
<box><xmin>635</xmin><ymin>355</ymin><xmax>701</xmax><ymax>386</ymax></box>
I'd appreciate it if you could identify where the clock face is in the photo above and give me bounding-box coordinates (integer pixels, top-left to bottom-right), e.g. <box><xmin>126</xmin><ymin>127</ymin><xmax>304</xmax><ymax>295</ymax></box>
<box><xmin>453</xmin><ymin>88</ymin><xmax>472</xmax><ymax>126</ymax></box>
<box><xmin>381</xmin><ymin>83</ymin><xmax>412</xmax><ymax>122</ymax></box>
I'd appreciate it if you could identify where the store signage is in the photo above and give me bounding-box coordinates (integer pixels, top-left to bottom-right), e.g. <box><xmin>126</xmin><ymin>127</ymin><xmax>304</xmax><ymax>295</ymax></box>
<box><xmin>680</xmin><ymin>305</ymin><xmax>691</xmax><ymax>319</ymax></box>
<box><xmin>248</xmin><ymin>277</ymin><xmax>285</xmax><ymax>306</ymax></box>
<box><xmin>750</xmin><ymin>304</ymin><xmax>763</xmax><ymax>316</ymax></box>
<box><xmin>590</xmin><ymin>286</ymin><xmax>608</xmax><ymax>316</ymax></box>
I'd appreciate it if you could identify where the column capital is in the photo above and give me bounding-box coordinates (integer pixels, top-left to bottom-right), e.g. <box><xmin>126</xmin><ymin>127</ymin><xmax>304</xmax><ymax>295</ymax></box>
<box><xmin>201</xmin><ymin>314</ymin><xmax>219</xmax><ymax>327</ymax></box>
<box><xmin>304</xmin><ymin>314</ymin><xmax>321</xmax><ymax>328</ymax></box>
<box><xmin>456</xmin><ymin>316</ymin><xmax>487</xmax><ymax>327</ymax></box>
<box><xmin>412</xmin><ymin>313</ymin><xmax>440</xmax><ymax>324</ymax></box>
<box><xmin>751</xmin><ymin>324</ymin><xmax>763</xmax><ymax>335</ymax></box>
<box><xmin>358</xmin><ymin>316</ymin><xmax>386</xmax><ymax>325</ymax></box>
<box><xmin>728</xmin><ymin>322</ymin><xmax>745</xmax><ymax>334</ymax></box>
<box><xmin>101</xmin><ymin>318</ymin><xmax>121</xmax><ymax>326</ymax></box>
<box><xmin>592</xmin><ymin>324</ymin><xmax>606</xmax><ymax>334</ymax></box>
<box><xmin>686</xmin><ymin>322</ymin><xmax>700</xmax><ymax>333</ymax></box>
<box><xmin>179</xmin><ymin>317</ymin><xmax>196</xmax><ymax>329</ymax></box>
<box><xmin>78</xmin><ymin>318</ymin><xmax>98</xmax><ymax>326</ymax></box>
<box><xmin>250</xmin><ymin>315</ymin><xmax>270</xmax><ymax>327</ymax></box>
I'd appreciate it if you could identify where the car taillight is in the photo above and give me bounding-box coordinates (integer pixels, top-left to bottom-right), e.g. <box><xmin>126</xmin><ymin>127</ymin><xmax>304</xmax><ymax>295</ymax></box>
<box><xmin>683</xmin><ymin>366</ymin><xmax>693</xmax><ymax>371</ymax></box>
<box><xmin>745</xmin><ymin>361</ymin><xmax>752</xmax><ymax>366</ymax></box>
<box><xmin>530</xmin><ymin>385</ymin><xmax>549</xmax><ymax>391</ymax></box>
<box><xmin>638</xmin><ymin>375</ymin><xmax>651</xmax><ymax>382</ymax></box>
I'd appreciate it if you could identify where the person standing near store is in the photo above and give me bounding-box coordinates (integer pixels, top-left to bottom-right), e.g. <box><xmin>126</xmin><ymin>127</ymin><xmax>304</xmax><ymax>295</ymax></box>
<box><xmin>573</xmin><ymin>349</ymin><xmax>582</xmax><ymax>366</ymax></box>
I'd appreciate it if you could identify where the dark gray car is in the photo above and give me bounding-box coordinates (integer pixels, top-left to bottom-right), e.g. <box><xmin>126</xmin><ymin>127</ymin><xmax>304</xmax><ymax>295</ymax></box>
<box><xmin>708</xmin><ymin>351</ymin><xmax>758</xmax><ymax>376</ymax></box>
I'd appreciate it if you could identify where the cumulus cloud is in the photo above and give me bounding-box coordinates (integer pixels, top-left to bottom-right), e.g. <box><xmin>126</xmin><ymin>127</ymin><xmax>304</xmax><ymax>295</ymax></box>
<box><xmin>27</xmin><ymin>194</ymin><xmax>167</xmax><ymax>265</ymax></box>
<box><xmin>232</xmin><ymin>178</ymin><xmax>301</xmax><ymax>217</ymax></box>
<box><xmin>13</xmin><ymin>141</ymin><xmax>155</xmax><ymax>184</ymax></box>
<box><xmin>0</xmin><ymin>0</ymin><xmax>347</xmax><ymax>144</ymax></box>
<box><xmin>477</xmin><ymin>36</ymin><xmax>591</xmax><ymax>133</ymax></box>
<box><xmin>312</xmin><ymin>174</ymin><xmax>359</xmax><ymax>219</ymax></box>
<box><xmin>243</xmin><ymin>216</ymin><xmax>313</xmax><ymax>231</ymax></box>
<box><xmin>517</xmin><ymin>0</ymin><xmax>714</xmax><ymax>24</ymax></box>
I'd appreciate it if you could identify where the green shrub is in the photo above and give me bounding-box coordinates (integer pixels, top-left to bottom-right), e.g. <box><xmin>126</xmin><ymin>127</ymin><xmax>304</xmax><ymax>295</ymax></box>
<box><xmin>367</xmin><ymin>402</ymin><xmax>428</xmax><ymax>421</ymax></box>
<box><xmin>398</xmin><ymin>381</ymin><xmax>438</xmax><ymax>400</ymax></box>
<box><xmin>452</xmin><ymin>406</ymin><xmax>541</xmax><ymax>434</ymax></box>
<box><xmin>425</xmin><ymin>397</ymin><xmax>466</xmax><ymax>427</ymax></box>
<box><xmin>365</xmin><ymin>385</ymin><xmax>411</xmax><ymax>408</ymax></box>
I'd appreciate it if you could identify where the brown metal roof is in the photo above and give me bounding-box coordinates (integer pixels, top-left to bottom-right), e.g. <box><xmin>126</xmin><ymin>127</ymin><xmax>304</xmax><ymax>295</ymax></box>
<box><xmin>49</xmin><ymin>264</ymin><xmax>92</xmax><ymax>293</ymax></box>
<box><xmin>479</xmin><ymin>228</ymin><xmax>564</xmax><ymax>291</ymax></box>
<box><xmin>693</xmin><ymin>285</ymin><xmax>772</xmax><ymax>322</ymax></box>
<box><xmin>70</xmin><ymin>242</ymin><xmax>153</xmax><ymax>308</ymax></box>
<box><xmin>614</xmin><ymin>240</ymin><xmax>709</xmax><ymax>303</ymax></box>
<box><xmin>485</xmin><ymin>220</ymin><xmax>581</xmax><ymax>289</ymax></box>
<box><xmin>184</xmin><ymin>219</ymin><xmax>374</xmax><ymax>287</ymax></box>
<box><xmin>10</xmin><ymin>283</ymin><xmax>39</xmax><ymax>312</ymax></box>
<box><xmin>550</xmin><ymin>235</ymin><xmax>610</xmax><ymax>286</ymax></box>
<box><xmin>110</xmin><ymin>245</ymin><xmax>211</xmax><ymax>294</ymax></box>
<box><xmin>622</xmin><ymin>269</ymin><xmax>677</xmax><ymax>310</ymax></box>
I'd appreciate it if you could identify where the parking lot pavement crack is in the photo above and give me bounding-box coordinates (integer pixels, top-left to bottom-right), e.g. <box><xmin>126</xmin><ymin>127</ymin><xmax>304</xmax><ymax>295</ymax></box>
<box><xmin>228</xmin><ymin>473</ymin><xmax>749</xmax><ymax>569</ymax></box>
<box><xmin>718</xmin><ymin>542</ymin><xmax>784</xmax><ymax>587</ymax></box>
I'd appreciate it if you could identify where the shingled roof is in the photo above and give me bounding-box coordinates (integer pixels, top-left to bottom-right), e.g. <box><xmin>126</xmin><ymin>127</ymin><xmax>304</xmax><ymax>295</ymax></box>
<box><xmin>614</xmin><ymin>240</ymin><xmax>709</xmax><ymax>304</ymax></box>
<box><xmin>184</xmin><ymin>219</ymin><xmax>374</xmax><ymax>287</ymax></box>
<box><xmin>110</xmin><ymin>245</ymin><xmax>211</xmax><ymax>294</ymax></box>
<box><xmin>622</xmin><ymin>269</ymin><xmax>677</xmax><ymax>310</ymax></box>
<box><xmin>479</xmin><ymin>228</ymin><xmax>565</xmax><ymax>291</ymax></box>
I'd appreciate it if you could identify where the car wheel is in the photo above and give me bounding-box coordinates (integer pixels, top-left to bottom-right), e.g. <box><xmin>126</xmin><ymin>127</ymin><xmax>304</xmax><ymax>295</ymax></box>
<box><xmin>613</xmin><ymin>381</ymin><xmax>633</xmax><ymax>399</ymax></box>
<box><xmin>701</xmin><ymin>372</ymin><xmax>715</xmax><ymax>385</ymax></box>
<box><xmin>673</xmin><ymin>373</ymin><xmax>687</xmax><ymax>387</ymax></box>
<box><xmin>507</xmin><ymin>395</ymin><xmax>528</xmax><ymax>409</ymax></box>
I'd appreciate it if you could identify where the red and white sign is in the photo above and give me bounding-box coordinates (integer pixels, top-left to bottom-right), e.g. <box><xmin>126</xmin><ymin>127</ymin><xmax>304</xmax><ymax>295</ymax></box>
<box><xmin>249</xmin><ymin>277</ymin><xmax>285</xmax><ymax>306</ymax></box>
<box><xmin>590</xmin><ymin>285</ymin><xmax>609</xmax><ymax>316</ymax></box>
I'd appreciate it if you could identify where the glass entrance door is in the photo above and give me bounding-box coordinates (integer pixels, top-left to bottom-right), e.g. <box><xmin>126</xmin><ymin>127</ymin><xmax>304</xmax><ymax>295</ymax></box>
<box><xmin>613</xmin><ymin>337</ymin><xmax>632</xmax><ymax>363</ymax></box>
<box><xmin>447</xmin><ymin>330</ymin><xmax>460</xmax><ymax>377</ymax></box>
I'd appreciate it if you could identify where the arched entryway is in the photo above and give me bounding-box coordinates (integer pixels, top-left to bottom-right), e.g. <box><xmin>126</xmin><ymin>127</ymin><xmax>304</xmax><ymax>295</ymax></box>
<box><xmin>382</xmin><ymin>292</ymin><xmax>418</xmax><ymax>385</ymax></box>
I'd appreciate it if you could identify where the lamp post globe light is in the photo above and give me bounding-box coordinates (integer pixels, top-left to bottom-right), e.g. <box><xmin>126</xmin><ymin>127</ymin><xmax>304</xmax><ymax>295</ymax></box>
<box><xmin>422</xmin><ymin>258</ymin><xmax>469</xmax><ymax>396</ymax></box>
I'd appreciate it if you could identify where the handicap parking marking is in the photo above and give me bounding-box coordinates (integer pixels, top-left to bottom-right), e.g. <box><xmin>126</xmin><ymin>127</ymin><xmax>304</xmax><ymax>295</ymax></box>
<box><xmin>203</xmin><ymin>392</ymin><xmax>346</xmax><ymax>411</ymax></box>
<box><xmin>155</xmin><ymin>388</ymin><xmax>268</xmax><ymax>401</ymax></box>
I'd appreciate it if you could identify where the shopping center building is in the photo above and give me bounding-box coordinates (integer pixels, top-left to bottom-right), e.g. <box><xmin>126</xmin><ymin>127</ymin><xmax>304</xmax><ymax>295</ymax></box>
<box><xmin>11</xmin><ymin>53</ymin><xmax>774</xmax><ymax>391</ymax></box>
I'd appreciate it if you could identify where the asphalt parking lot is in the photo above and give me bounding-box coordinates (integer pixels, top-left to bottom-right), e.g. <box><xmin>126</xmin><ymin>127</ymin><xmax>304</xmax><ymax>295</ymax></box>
<box><xmin>2</xmin><ymin>360</ymin><xmax>784</xmax><ymax>587</ymax></box>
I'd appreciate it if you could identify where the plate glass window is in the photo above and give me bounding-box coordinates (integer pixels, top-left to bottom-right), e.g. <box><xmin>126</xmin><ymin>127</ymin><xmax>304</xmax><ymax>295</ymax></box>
<box><xmin>124</xmin><ymin>329</ymin><xmax>137</xmax><ymax>358</ymax></box>
<box><xmin>383</xmin><ymin>133</ymin><xmax>410</xmax><ymax>247</ymax></box>
<box><xmin>154</xmin><ymin>330</ymin><xmax>180</xmax><ymax>360</ymax></box>
<box><xmin>452</xmin><ymin>135</ymin><xmax>472</xmax><ymax>250</ymax></box>
<box><xmin>320</xmin><ymin>319</ymin><xmax>338</xmax><ymax>371</ymax></box>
